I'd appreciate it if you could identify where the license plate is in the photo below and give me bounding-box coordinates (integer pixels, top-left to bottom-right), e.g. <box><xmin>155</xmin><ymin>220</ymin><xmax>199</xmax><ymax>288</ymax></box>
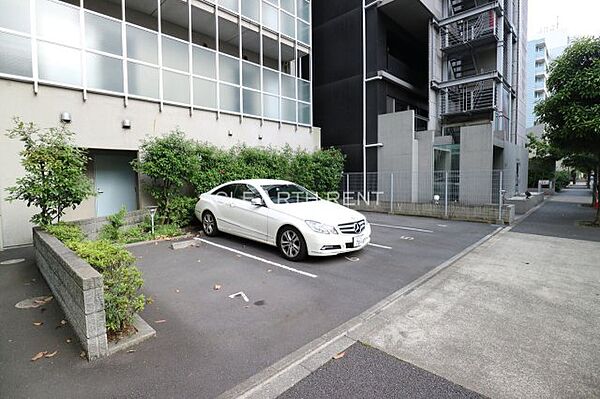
<box><xmin>353</xmin><ymin>235</ymin><xmax>365</xmax><ymax>247</ymax></box>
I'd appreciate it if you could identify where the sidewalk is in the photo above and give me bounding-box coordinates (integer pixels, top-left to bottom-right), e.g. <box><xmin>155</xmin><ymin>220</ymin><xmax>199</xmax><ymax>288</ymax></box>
<box><xmin>240</xmin><ymin>187</ymin><xmax>600</xmax><ymax>399</ymax></box>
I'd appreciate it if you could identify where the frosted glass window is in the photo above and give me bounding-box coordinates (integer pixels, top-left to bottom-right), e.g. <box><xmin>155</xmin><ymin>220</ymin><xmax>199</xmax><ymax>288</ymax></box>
<box><xmin>220</xmin><ymin>0</ymin><xmax>238</xmax><ymax>12</ymax></box>
<box><xmin>0</xmin><ymin>0</ymin><xmax>30</xmax><ymax>33</ymax></box>
<box><xmin>282</xmin><ymin>98</ymin><xmax>296</xmax><ymax>122</ymax></box>
<box><xmin>193</xmin><ymin>77</ymin><xmax>216</xmax><ymax>108</ymax></box>
<box><xmin>219</xmin><ymin>55</ymin><xmax>239</xmax><ymax>85</ymax></box>
<box><xmin>220</xmin><ymin>84</ymin><xmax>240</xmax><ymax>113</ymax></box>
<box><xmin>126</xmin><ymin>25</ymin><xmax>158</xmax><ymax>64</ymax></box>
<box><xmin>262</xmin><ymin>2</ymin><xmax>278</xmax><ymax>31</ymax></box>
<box><xmin>242</xmin><ymin>62</ymin><xmax>260</xmax><ymax>90</ymax></box>
<box><xmin>38</xmin><ymin>42</ymin><xmax>81</xmax><ymax>85</ymax></box>
<box><xmin>162</xmin><ymin>36</ymin><xmax>189</xmax><ymax>72</ymax></box>
<box><xmin>36</xmin><ymin>0</ymin><xmax>80</xmax><ymax>47</ymax></box>
<box><xmin>298</xmin><ymin>79</ymin><xmax>310</xmax><ymax>102</ymax></box>
<box><xmin>127</xmin><ymin>62</ymin><xmax>159</xmax><ymax>98</ymax></box>
<box><xmin>0</xmin><ymin>32</ymin><xmax>32</xmax><ymax>77</ymax></box>
<box><xmin>281</xmin><ymin>74</ymin><xmax>295</xmax><ymax>98</ymax></box>
<box><xmin>263</xmin><ymin>94</ymin><xmax>279</xmax><ymax>119</ymax></box>
<box><xmin>297</xmin><ymin>20</ymin><xmax>310</xmax><ymax>45</ymax></box>
<box><xmin>297</xmin><ymin>0</ymin><xmax>310</xmax><ymax>22</ymax></box>
<box><xmin>163</xmin><ymin>70</ymin><xmax>190</xmax><ymax>104</ymax></box>
<box><xmin>243</xmin><ymin>89</ymin><xmax>261</xmax><ymax>116</ymax></box>
<box><xmin>281</xmin><ymin>0</ymin><xmax>295</xmax><ymax>14</ymax></box>
<box><xmin>242</xmin><ymin>0</ymin><xmax>260</xmax><ymax>21</ymax></box>
<box><xmin>86</xmin><ymin>52</ymin><xmax>123</xmax><ymax>92</ymax></box>
<box><xmin>263</xmin><ymin>69</ymin><xmax>279</xmax><ymax>95</ymax></box>
<box><xmin>298</xmin><ymin>102</ymin><xmax>310</xmax><ymax>124</ymax></box>
<box><xmin>193</xmin><ymin>46</ymin><xmax>216</xmax><ymax>78</ymax></box>
<box><xmin>85</xmin><ymin>12</ymin><xmax>122</xmax><ymax>55</ymax></box>
<box><xmin>280</xmin><ymin>12</ymin><xmax>295</xmax><ymax>39</ymax></box>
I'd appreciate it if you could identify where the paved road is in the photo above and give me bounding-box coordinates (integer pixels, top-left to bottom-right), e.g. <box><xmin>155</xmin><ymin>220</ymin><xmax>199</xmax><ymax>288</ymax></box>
<box><xmin>274</xmin><ymin>187</ymin><xmax>600</xmax><ymax>399</ymax></box>
<box><xmin>280</xmin><ymin>343</ymin><xmax>483</xmax><ymax>399</ymax></box>
<box><xmin>0</xmin><ymin>213</ymin><xmax>495</xmax><ymax>398</ymax></box>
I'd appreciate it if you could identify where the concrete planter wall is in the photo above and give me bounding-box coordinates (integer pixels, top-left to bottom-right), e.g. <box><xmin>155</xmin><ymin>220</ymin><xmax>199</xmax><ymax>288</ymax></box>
<box><xmin>352</xmin><ymin>202</ymin><xmax>515</xmax><ymax>224</ymax></box>
<box><xmin>33</xmin><ymin>228</ymin><xmax>108</xmax><ymax>360</ymax></box>
<box><xmin>71</xmin><ymin>209</ymin><xmax>147</xmax><ymax>240</ymax></box>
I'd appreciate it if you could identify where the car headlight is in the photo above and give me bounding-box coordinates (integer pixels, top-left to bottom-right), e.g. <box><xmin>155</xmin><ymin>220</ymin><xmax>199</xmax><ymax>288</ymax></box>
<box><xmin>305</xmin><ymin>220</ymin><xmax>338</xmax><ymax>234</ymax></box>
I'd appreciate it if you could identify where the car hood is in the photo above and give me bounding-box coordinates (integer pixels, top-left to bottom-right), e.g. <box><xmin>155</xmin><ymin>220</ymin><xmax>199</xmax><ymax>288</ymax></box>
<box><xmin>270</xmin><ymin>200</ymin><xmax>366</xmax><ymax>226</ymax></box>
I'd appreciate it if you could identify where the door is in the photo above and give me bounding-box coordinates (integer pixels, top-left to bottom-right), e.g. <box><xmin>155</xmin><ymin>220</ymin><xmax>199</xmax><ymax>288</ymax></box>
<box><xmin>95</xmin><ymin>152</ymin><xmax>138</xmax><ymax>217</ymax></box>
<box><xmin>229</xmin><ymin>184</ymin><xmax>269</xmax><ymax>242</ymax></box>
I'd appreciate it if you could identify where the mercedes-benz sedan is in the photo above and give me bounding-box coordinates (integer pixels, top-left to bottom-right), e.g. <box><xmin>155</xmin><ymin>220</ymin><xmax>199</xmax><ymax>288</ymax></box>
<box><xmin>194</xmin><ymin>179</ymin><xmax>371</xmax><ymax>261</ymax></box>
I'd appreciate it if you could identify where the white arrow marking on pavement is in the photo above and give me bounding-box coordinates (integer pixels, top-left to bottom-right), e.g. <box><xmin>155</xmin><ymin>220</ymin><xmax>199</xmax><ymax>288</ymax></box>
<box><xmin>229</xmin><ymin>291</ymin><xmax>250</xmax><ymax>302</ymax></box>
<box><xmin>369</xmin><ymin>223</ymin><xmax>433</xmax><ymax>233</ymax></box>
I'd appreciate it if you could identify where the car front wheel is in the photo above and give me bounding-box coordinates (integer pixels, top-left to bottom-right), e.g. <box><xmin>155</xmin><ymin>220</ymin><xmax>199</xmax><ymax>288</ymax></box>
<box><xmin>202</xmin><ymin>211</ymin><xmax>219</xmax><ymax>237</ymax></box>
<box><xmin>278</xmin><ymin>226</ymin><xmax>307</xmax><ymax>261</ymax></box>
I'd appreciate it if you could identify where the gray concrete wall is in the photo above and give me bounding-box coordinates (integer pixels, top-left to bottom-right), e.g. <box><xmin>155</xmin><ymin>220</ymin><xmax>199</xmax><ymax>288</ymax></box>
<box><xmin>459</xmin><ymin>123</ymin><xmax>494</xmax><ymax>204</ymax></box>
<box><xmin>72</xmin><ymin>210</ymin><xmax>148</xmax><ymax>240</ymax></box>
<box><xmin>0</xmin><ymin>80</ymin><xmax>320</xmax><ymax>248</ymax></box>
<box><xmin>33</xmin><ymin>228</ymin><xmax>108</xmax><ymax>360</ymax></box>
<box><xmin>417</xmin><ymin>130</ymin><xmax>434</xmax><ymax>202</ymax></box>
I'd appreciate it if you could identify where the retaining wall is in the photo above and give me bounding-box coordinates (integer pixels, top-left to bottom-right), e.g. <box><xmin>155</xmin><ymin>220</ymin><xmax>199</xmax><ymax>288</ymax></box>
<box><xmin>33</xmin><ymin>228</ymin><xmax>108</xmax><ymax>360</ymax></box>
<box><xmin>505</xmin><ymin>193</ymin><xmax>544</xmax><ymax>214</ymax></box>
<box><xmin>72</xmin><ymin>210</ymin><xmax>147</xmax><ymax>240</ymax></box>
<box><xmin>351</xmin><ymin>201</ymin><xmax>515</xmax><ymax>224</ymax></box>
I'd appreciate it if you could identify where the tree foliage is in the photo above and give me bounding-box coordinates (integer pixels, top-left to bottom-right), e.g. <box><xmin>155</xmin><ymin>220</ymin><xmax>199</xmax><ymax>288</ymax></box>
<box><xmin>534</xmin><ymin>37</ymin><xmax>600</xmax><ymax>223</ymax></box>
<box><xmin>5</xmin><ymin>118</ymin><xmax>95</xmax><ymax>226</ymax></box>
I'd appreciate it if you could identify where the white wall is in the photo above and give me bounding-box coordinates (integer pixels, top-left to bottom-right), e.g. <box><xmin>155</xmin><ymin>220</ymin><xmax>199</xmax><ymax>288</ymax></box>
<box><xmin>0</xmin><ymin>80</ymin><xmax>320</xmax><ymax>248</ymax></box>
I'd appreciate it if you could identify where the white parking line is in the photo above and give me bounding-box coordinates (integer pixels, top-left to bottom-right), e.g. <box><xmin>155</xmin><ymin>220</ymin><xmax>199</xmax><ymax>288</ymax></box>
<box><xmin>368</xmin><ymin>243</ymin><xmax>392</xmax><ymax>250</ymax></box>
<box><xmin>369</xmin><ymin>223</ymin><xmax>434</xmax><ymax>233</ymax></box>
<box><xmin>193</xmin><ymin>238</ymin><xmax>318</xmax><ymax>279</ymax></box>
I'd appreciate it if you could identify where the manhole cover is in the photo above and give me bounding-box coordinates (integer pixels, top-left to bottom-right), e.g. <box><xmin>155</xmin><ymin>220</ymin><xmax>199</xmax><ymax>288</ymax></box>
<box><xmin>0</xmin><ymin>258</ymin><xmax>26</xmax><ymax>265</ymax></box>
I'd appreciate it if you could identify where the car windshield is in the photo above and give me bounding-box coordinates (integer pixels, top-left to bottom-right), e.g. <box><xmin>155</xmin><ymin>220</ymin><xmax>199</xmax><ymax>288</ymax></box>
<box><xmin>261</xmin><ymin>184</ymin><xmax>319</xmax><ymax>204</ymax></box>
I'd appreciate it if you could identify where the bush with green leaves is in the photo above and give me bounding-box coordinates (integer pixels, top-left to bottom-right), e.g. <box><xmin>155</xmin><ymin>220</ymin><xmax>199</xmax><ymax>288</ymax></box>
<box><xmin>163</xmin><ymin>196</ymin><xmax>197</xmax><ymax>227</ymax></box>
<box><xmin>44</xmin><ymin>223</ymin><xmax>85</xmax><ymax>244</ymax></box>
<box><xmin>554</xmin><ymin>170</ymin><xmax>571</xmax><ymax>191</ymax></box>
<box><xmin>69</xmin><ymin>240</ymin><xmax>145</xmax><ymax>333</ymax></box>
<box><xmin>132</xmin><ymin>130</ymin><xmax>200</xmax><ymax>224</ymax></box>
<box><xmin>99</xmin><ymin>206</ymin><xmax>127</xmax><ymax>241</ymax></box>
<box><xmin>5</xmin><ymin>118</ymin><xmax>95</xmax><ymax>226</ymax></box>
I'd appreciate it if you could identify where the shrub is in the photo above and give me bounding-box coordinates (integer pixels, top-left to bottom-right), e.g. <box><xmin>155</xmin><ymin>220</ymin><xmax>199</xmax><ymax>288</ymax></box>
<box><xmin>69</xmin><ymin>240</ymin><xmax>145</xmax><ymax>333</ymax></box>
<box><xmin>5</xmin><ymin>118</ymin><xmax>95</xmax><ymax>225</ymax></box>
<box><xmin>154</xmin><ymin>223</ymin><xmax>183</xmax><ymax>238</ymax></box>
<box><xmin>44</xmin><ymin>223</ymin><xmax>85</xmax><ymax>244</ymax></box>
<box><xmin>99</xmin><ymin>206</ymin><xmax>127</xmax><ymax>241</ymax></box>
<box><xmin>164</xmin><ymin>196</ymin><xmax>197</xmax><ymax>227</ymax></box>
<box><xmin>554</xmin><ymin>170</ymin><xmax>571</xmax><ymax>191</ymax></box>
<box><xmin>132</xmin><ymin>130</ymin><xmax>200</xmax><ymax>224</ymax></box>
<box><xmin>118</xmin><ymin>225</ymin><xmax>151</xmax><ymax>244</ymax></box>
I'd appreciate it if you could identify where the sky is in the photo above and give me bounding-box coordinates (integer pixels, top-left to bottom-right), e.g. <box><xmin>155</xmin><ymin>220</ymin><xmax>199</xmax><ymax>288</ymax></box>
<box><xmin>527</xmin><ymin>0</ymin><xmax>600</xmax><ymax>40</ymax></box>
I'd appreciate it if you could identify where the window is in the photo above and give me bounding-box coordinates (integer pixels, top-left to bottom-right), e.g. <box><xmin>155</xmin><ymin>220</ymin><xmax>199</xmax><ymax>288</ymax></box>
<box><xmin>85</xmin><ymin>12</ymin><xmax>122</xmax><ymax>55</ymax></box>
<box><xmin>127</xmin><ymin>62</ymin><xmax>159</xmax><ymax>98</ymax></box>
<box><xmin>220</xmin><ymin>83</ymin><xmax>240</xmax><ymax>112</ymax></box>
<box><xmin>262</xmin><ymin>2</ymin><xmax>278</xmax><ymax>31</ymax></box>
<box><xmin>242</xmin><ymin>0</ymin><xmax>260</xmax><ymax>21</ymax></box>
<box><xmin>193</xmin><ymin>46</ymin><xmax>216</xmax><ymax>79</ymax></box>
<box><xmin>234</xmin><ymin>184</ymin><xmax>261</xmax><ymax>201</ymax></box>
<box><xmin>86</xmin><ymin>52</ymin><xmax>123</xmax><ymax>92</ymax></box>
<box><xmin>0</xmin><ymin>0</ymin><xmax>30</xmax><ymax>33</ymax></box>
<box><xmin>36</xmin><ymin>0</ymin><xmax>80</xmax><ymax>47</ymax></box>
<box><xmin>126</xmin><ymin>25</ymin><xmax>158</xmax><ymax>64</ymax></box>
<box><xmin>214</xmin><ymin>184</ymin><xmax>236</xmax><ymax>197</ymax></box>
<box><xmin>193</xmin><ymin>77</ymin><xmax>217</xmax><ymax>108</ymax></box>
<box><xmin>163</xmin><ymin>70</ymin><xmax>190</xmax><ymax>104</ymax></box>
<box><xmin>162</xmin><ymin>36</ymin><xmax>189</xmax><ymax>72</ymax></box>
<box><xmin>38</xmin><ymin>41</ymin><xmax>81</xmax><ymax>85</ymax></box>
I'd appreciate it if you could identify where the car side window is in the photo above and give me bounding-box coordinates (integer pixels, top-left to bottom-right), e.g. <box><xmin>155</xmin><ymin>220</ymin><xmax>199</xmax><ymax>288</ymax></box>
<box><xmin>214</xmin><ymin>184</ymin><xmax>236</xmax><ymax>198</ymax></box>
<box><xmin>233</xmin><ymin>184</ymin><xmax>260</xmax><ymax>202</ymax></box>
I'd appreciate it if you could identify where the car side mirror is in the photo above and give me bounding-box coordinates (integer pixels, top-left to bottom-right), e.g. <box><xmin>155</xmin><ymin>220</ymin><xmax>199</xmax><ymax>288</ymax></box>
<box><xmin>251</xmin><ymin>197</ymin><xmax>264</xmax><ymax>207</ymax></box>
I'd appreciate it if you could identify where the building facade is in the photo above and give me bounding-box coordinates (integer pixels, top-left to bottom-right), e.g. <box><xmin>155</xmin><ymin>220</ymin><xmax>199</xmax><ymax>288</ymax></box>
<box><xmin>313</xmin><ymin>0</ymin><xmax>529</xmax><ymax>203</ymax></box>
<box><xmin>525</xmin><ymin>38</ymin><xmax>549</xmax><ymax>128</ymax></box>
<box><xmin>0</xmin><ymin>0</ymin><xmax>317</xmax><ymax>250</ymax></box>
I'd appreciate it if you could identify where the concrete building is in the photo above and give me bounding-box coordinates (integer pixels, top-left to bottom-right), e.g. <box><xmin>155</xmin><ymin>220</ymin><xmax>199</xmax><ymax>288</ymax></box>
<box><xmin>313</xmin><ymin>0</ymin><xmax>529</xmax><ymax>204</ymax></box>
<box><xmin>0</xmin><ymin>0</ymin><xmax>318</xmax><ymax>250</ymax></box>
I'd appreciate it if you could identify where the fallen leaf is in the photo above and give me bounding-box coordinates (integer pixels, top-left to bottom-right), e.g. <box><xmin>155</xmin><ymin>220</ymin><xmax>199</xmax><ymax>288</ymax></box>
<box><xmin>33</xmin><ymin>321</ymin><xmax>43</xmax><ymax>326</ymax></box>
<box><xmin>155</xmin><ymin>319</ymin><xmax>166</xmax><ymax>324</ymax></box>
<box><xmin>197</xmin><ymin>260</ymin><xmax>201</xmax><ymax>263</ymax></box>
<box><xmin>332</xmin><ymin>351</ymin><xmax>346</xmax><ymax>360</ymax></box>
<box><xmin>127</xmin><ymin>349</ymin><xmax>136</xmax><ymax>353</ymax></box>
<box><xmin>267</xmin><ymin>269</ymin><xmax>272</xmax><ymax>273</ymax></box>
<box><xmin>60</xmin><ymin>319</ymin><xmax>67</xmax><ymax>325</ymax></box>
<box><xmin>236</xmin><ymin>254</ymin><xmax>242</xmax><ymax>258</ymax></box>
<box><xmin>31</xmin><ymin>351</ymin><xmax>47</xmax><ymax>361</ymax></box>
<box><xmin>213</xmin><ymin>284</ymin><xmax>221</xmax><ymax>290</ymax></box>
<box><xmin>45</xmin><ymin>351</ymin><xmax>58</xmax><ymax>358</ymax></box>
<box><xmin>66</xmin><ymin>338</ymin><xmax>72</xmax><ymax>343</ymax></box>
<box><xmin>80</xmin><ymin>351</ymin><xmax>86</xmax><ymax>359</ymax></box>
<box><xmin>175</xmin><ymin>289</ymin><xmax>180</xmax><ymax>293</ymax></box>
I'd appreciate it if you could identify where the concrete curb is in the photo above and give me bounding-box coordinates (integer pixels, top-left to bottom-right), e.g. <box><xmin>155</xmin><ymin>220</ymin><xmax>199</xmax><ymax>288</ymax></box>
<box><xmin>107</xmin><ymin>314</ymin><xmax>156</xmax><ymax>355</ymax></box>
<box><xmin>123</xmin><ymin>234</ymin><xmax>194</xmax><ymax>248</ymax></box>
<box><xmin>217</xmin><ymin>225</ymin><xmax>506</xmax><ymax>399</ymax></box>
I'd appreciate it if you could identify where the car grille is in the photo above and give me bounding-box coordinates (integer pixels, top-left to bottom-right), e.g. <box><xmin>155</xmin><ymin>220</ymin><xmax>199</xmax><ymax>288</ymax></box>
<box><xmin>338</xmin><ymin>219</ymin><xmax>366</xmax><ymax>234</ymax></box>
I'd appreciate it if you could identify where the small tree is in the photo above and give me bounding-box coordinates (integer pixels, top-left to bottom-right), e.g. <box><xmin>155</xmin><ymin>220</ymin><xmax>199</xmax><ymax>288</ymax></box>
<box><xmin>131</xmin><ymin>130</ymin><xmax>200</xmax><ymax>224</ymax></box>
<box><xmin>5</xmin><ymin>118</ymin><xmax>94</xmax><ymax>226</ymax></box>
<box><xmin>535</xmin><ymin>37</ymin><xmax>600</xmax><ymax>223</ymax></box>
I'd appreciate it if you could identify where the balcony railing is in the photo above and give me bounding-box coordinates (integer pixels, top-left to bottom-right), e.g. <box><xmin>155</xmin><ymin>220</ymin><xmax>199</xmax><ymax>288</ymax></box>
<box><xmin>440</xmin><ymin>78</ymin><xmax>496</xmax><ymax>116</ymax></box>
<box><xmin>441</xmin><ymin>10</ymin><xmax>497</xmax><ymax>50</ymax></box>
<box><xmin>448</xmin><ymin>0</ymin><xmax>496</xmax><ymax>17</ymax></box>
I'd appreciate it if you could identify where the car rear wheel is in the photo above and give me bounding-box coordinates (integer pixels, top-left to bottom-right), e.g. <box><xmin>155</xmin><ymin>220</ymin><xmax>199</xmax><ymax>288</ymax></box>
<box><xmin>202</xmin><ymin>211</ymin><xmax>219</xmax><ymax>237</ymax></box>
<box><xmin>278</xmin><ymin>226</ymin><xmax>307</xmax><ymax>261</ymax></box>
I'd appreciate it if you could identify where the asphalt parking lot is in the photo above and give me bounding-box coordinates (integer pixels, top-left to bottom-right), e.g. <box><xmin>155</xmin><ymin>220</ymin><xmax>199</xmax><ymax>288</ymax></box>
<box><xmin>0</xmin><ymin>212</ymin><xmax>497</xmax><ymax>398</ymax></box>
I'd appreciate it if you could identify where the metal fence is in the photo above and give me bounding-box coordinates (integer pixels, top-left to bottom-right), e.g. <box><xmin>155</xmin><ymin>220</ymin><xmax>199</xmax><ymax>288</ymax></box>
<box><xmin>339</xmin><ymin>169</ymin><xmax>519</xmax><ymax>218</ymax></box>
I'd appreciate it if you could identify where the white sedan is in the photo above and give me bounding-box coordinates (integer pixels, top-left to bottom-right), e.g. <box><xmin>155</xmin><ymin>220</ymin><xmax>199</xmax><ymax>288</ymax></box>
<box><xmin>194</xmin><ymin>179</ymin><xmax>371</xmax><ymax>261</ymax></box>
